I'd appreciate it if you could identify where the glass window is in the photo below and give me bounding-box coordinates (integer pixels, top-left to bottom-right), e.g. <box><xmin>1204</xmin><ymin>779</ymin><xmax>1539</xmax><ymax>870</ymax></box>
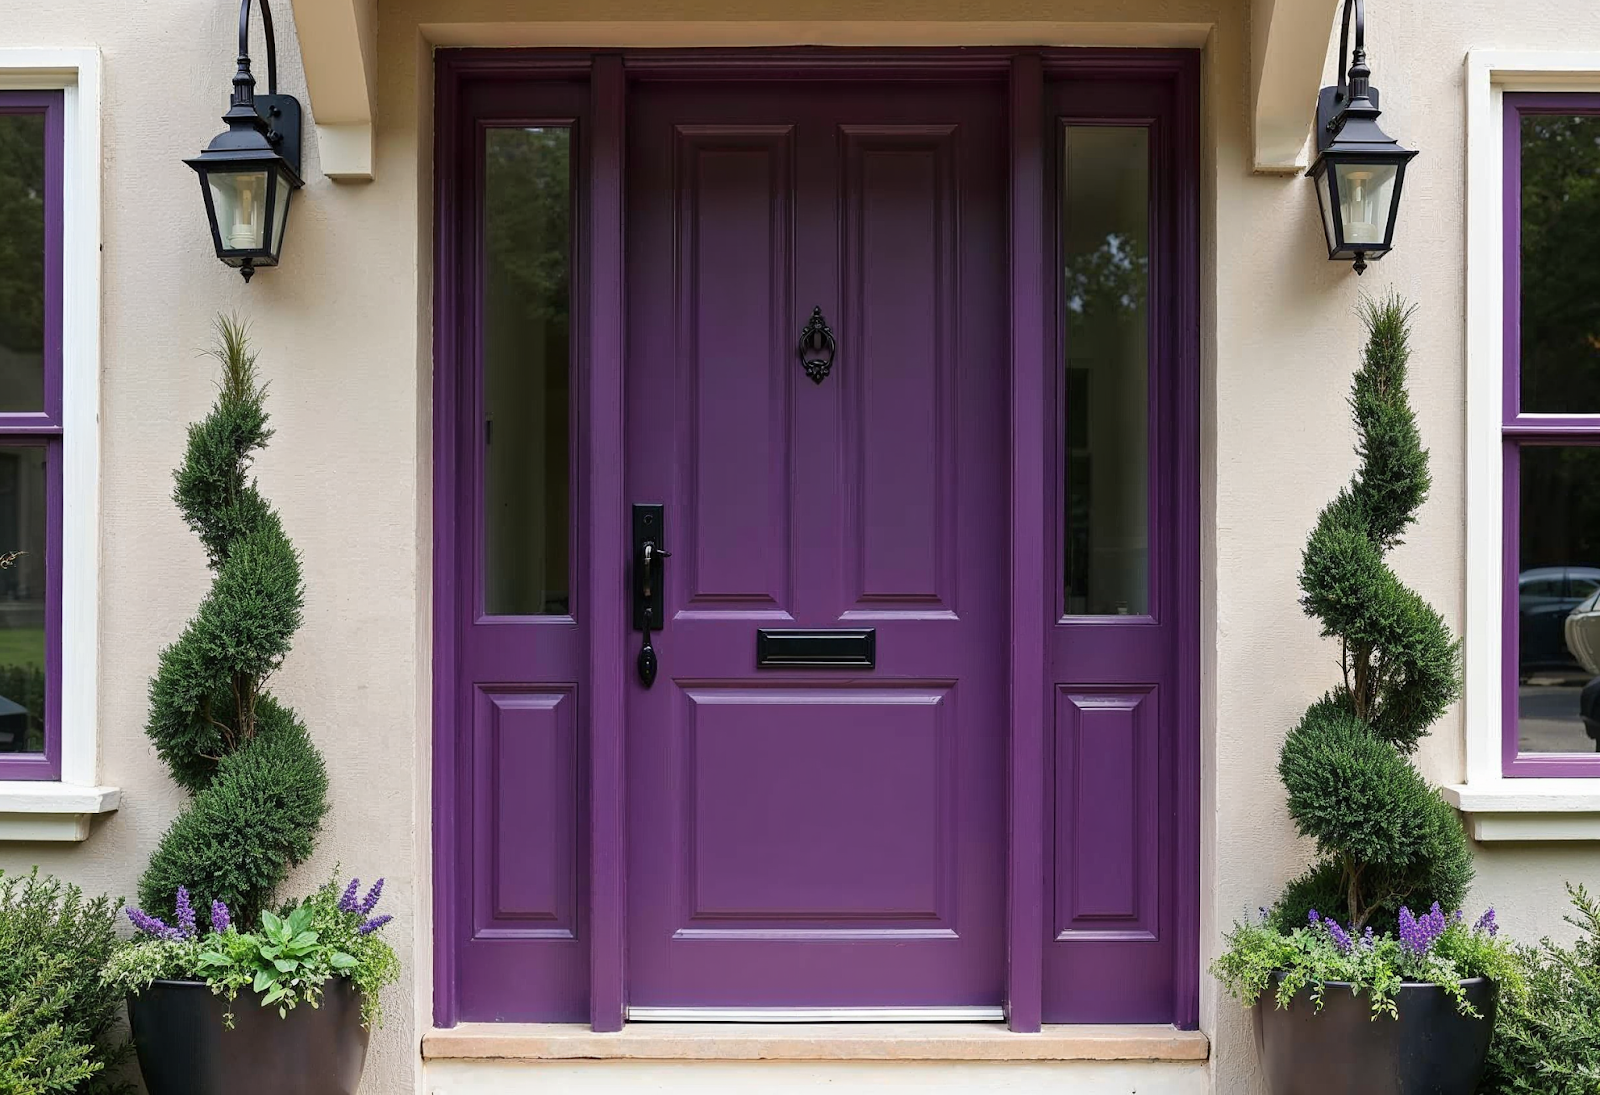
<box><xmin>1517</xmin><ymin>112</ymin><xmax>1600</xmax><ymax>414</ymax></box>
<box><xmin>0</xmin><ymin>111</ymin><xmax>46</xmax><ymax>412</ymax></box>
<box><xmin>0</xmin><ymin>92</ymin><xmax>59</xmax><ymax>780</ymax></box>
<box><xmin>481</xmin><ymin>127</ymin><xmax>573</xmax><ymax>617</ymax></box>
<box><xmin>1504</xmin><ymin>94</ymin><xmax>1600</xmax><ymax>772</ymax></box>
<box><xmin>1062</xmin><ymin>126</ymin><xmax>1149</xmax><ymax>616</ymax></box>
<box><xmin>0</xmin><ymin>447</ymin><xmax>46</xmax><ymax>755</ymax></box>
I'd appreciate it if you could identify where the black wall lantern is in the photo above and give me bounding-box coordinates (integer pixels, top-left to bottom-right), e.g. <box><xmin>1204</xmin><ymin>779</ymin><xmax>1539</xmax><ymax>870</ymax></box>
<box><xmin>186</xmin><ymin>0</ymin><xmax>303</xmax><ymax>281</ymax></box>
<box><xmin>1309</xmin><ymin>0</ymin><xmax>1417</xmax><ymax>274</ymax></box>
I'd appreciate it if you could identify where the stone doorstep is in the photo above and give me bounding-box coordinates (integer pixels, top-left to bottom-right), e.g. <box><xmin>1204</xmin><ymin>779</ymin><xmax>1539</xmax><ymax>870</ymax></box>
<box><xmin>422</xmin><ymin>1022</ymin><xmax>1210</xmax><ymax>1062</ymax></box>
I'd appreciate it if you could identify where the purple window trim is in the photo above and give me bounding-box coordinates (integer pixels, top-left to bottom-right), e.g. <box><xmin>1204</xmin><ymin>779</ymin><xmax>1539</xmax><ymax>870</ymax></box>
<box><xmin>0</xmin><ymin>90</ymin><xmax>63</xmax><ymax>782</ymax></box>
<box><xmin>1501</xmin><ymin>92</ymin><xmax>1600</xmax><ymax>778</ymax></box>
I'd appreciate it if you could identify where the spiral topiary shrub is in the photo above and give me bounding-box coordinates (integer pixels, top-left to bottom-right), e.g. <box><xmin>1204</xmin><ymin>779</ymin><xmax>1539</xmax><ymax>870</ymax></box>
<box><xmin>1272</xmin><ymin>295</ymin><xmax>1471</xmax><ymax>935</ymax></box>
<box><xmin>138</xmin><ymin>317</ymin><xmax>328</xmax><ymax>928</ymax></box>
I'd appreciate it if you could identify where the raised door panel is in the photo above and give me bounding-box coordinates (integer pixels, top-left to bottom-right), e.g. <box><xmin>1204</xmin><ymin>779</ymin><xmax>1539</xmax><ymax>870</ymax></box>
<box><xmin>839</xmin><ymin>126</ymin><xmax>958</xmax><ymax>614</ymax></box>
<box><xmin>676</xmin><ymin>685</ymin><xmax>956</xmax><ymax>935</ymax></box>
<box><xmin>672</xmin><ymin>126</ymin><xmax>795</xmax><ymax>614</ymax></box>
<box><xmin>472</xmin><ymin>686</ymin><xmax>580</xmax><ymax>938</ymax></box>
<box><xmin>1053</xmin><ymin>687</ymin><xmax>1158</xmax><ymax>941</ymax></box>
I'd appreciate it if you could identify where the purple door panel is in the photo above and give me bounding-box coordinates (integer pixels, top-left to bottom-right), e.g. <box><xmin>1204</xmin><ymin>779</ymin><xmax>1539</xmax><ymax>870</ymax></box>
<box><xmin>624</xmin><ymin>82</ymin><xmax>1008</xmax><ymax>1009</ymax></box>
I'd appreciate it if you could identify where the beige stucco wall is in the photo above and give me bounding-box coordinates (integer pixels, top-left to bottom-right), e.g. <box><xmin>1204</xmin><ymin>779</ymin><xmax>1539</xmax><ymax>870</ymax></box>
<box><xmin>1</xmin><ymin>1</ymin><xmax>1598</xmax><ymax>1094</ymax></box>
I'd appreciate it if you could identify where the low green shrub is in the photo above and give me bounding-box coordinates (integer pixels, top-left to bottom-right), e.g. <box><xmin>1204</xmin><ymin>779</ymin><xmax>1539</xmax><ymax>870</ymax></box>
<box><xmin>0</xmin><ymin>870</ymin><xmax>126</xmax><ymax>1095</ymax></box>
<box><xmin>104</xmin><ymin>874</ymin><xmax>399</xmax><ymax>1029</ymax></box>
<box><xmin>1482</xmin><ymin>885</ymin><xmax>1600</xmax><ymax>1095</ymax></box>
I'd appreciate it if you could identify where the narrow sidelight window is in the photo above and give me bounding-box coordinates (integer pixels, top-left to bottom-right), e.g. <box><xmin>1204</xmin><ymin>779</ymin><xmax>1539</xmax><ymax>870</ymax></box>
<box><xmin>0</xmin><ymin>92</ymin><xmax>62</xmax><ymax>778</ymax></box>
<box><xmin>481</xmin><ymin>126</ymin><xmax>574</xmax><ymax>617</ymax></box>
<box><xmin>1062</xmin><ymin>125</ymin><xmax>1150</xmax><ymax>617</ymax></box>
<box><xmin>1503</xmin><ymin>94</ymin><xmax>1600</xmax><ymax>772</ymax></box>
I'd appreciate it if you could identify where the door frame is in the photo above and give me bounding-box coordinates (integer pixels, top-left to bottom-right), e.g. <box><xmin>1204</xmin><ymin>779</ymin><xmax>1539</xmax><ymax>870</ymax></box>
<box><xmin>431</xmin><ymin>46</ymin><xmax>1200</xmax><ymax>1033</ymax></box>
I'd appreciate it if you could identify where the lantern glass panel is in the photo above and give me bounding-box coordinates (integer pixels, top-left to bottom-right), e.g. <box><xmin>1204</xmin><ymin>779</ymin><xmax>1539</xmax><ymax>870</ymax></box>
<box><xmin>208</xmin><ymin>169</ymin><xmax>270</xmax><ymax>252</ymax></box>
<box><xmin>268</xmin><ymin>165</ymin><xmax>294</xmax><ymax>257</ymax></box>
<box><xmin>1315</xmin><ymin>165</ymin><xmax>1339</xmax><ymax>255</ymax></box>
<box><xmin>1334</xmin><ymin>161</ymin><xmax>1399</xmax><ymax>246</ymax></box>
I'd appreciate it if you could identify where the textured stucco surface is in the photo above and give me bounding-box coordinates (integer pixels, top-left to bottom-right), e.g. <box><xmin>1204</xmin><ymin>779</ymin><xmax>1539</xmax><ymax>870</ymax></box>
<box><xmin>0</xmin><ymin>1</ymin><xmax>1598</xmax><ymax>1093</ymax></box>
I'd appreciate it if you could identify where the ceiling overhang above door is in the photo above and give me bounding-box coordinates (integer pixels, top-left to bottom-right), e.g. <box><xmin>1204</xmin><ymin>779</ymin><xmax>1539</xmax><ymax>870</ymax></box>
<box><xmin>1252</xmin><ymin>0</ymin><xmax>1342</xmax><ymax>172</ymax></box>
<box><xmin>288</xmin><ymin>0</ymin><xmax>376</xmax><ymax>180</ymax></box>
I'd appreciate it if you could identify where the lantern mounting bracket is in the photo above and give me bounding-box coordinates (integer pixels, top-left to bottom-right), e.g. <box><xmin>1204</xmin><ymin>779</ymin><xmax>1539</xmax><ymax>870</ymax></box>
<box><xmin>230</xmin><ymin>0</ymin><xmax>301</xmax><ymax>176</ymax></box>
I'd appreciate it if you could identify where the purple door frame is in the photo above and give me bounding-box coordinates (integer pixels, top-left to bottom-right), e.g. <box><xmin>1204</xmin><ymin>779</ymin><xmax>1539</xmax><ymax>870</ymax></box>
<box><xmin>432</xmin><ymin>47</ymin><xmax>1200</xmax><ymax>1034</ymax></box>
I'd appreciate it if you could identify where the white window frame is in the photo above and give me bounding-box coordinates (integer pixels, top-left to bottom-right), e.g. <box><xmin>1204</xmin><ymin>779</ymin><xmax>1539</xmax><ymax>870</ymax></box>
<box><xmin>0</xmin><ymin>49</ymin><xmax>117</xmax><ymax>840</ymax></box>
<box><xmin>1448</xmin><ymin>49</ymin><xmax>1600</xmax><ymax>840</ymax></box>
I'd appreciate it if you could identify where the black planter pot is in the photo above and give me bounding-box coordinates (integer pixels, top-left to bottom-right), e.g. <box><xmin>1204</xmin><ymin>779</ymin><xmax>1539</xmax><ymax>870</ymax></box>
<box><xmin>127</xmin><ymin>978</ymin><xmax>370</xmax><ymax>1095</ymax></box>
<box><xmin>1252</xmin><ymin>974</ymin><xmax>1497</xmax><ymax>1095</ymax></box>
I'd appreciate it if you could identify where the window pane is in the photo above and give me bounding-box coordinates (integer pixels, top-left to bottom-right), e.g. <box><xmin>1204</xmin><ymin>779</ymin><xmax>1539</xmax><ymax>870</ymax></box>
<box><xmin>482</xmin><ymin>127</ymin><xmax>572</xmax><ymax>616</ymax></box>
<box><xmin>0</xmin><ymin>112</ymin><xmax>47</xmax><ymax>412</ymax></box>
<box><xmin>0</xmin><ymin>447</ymin><xmax>46</xmax><ymax>755</ymax></box>
<box><xmin>1063</xmin><ymin>126</ymin><xmax>1149</xmax><ymax>616</ymax></box>
<box><xmin>1519</xmin><ymin>112</ymin><xmax>1600</xmax><ymax>413</ymax></box>
<box><xmin>1517</xmin><ymin>446</ymin><xmax>1600</xmax><ymax>753</ymax></box>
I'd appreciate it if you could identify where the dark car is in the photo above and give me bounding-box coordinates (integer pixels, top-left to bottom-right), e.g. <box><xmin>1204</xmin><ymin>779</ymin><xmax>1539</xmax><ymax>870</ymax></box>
<box><xmin>1519</xmin><ymin>566</ymin><xmax>1600</xmax><ymax>678</ymax></box>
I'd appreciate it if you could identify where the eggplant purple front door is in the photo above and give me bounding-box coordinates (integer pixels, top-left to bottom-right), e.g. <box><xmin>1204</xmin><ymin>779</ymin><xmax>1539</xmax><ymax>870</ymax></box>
<box><xmin>624</xmin><ymin>82</ymin><xmax>1007</xmax><ymax>1013</ymax></box>
<box><xmin>434</xmin><ymin>50</ymin><xmax>1200</xmax><ymax>1030</ymax></box>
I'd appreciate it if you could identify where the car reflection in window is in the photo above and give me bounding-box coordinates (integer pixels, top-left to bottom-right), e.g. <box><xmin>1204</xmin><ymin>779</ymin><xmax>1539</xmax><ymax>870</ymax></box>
<box><xmin>1518</xmin><ymin>566</ymin><xmax>1600</xmax><ymax>753</ymax></box>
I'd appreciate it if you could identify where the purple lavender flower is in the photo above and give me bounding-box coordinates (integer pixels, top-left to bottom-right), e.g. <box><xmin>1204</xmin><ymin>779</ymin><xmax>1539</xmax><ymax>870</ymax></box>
<box><xmin>174</xmin><ymin>887</ymin><xmax>197</xmax><ymax>940</ymax></box>
<box><xmin>1474</xmin><ymin>908</ymin><xmax>1499</xmax><ymax>937</ymax></box>
<box><xmin>358</xmin><ymin>878</ymin><xmax>385</xmax><ymax>917</ymax></box>
<box><xmin>1362</xmin><ymin>926</ymin><xmax>1376</xmax><ymax>950</ymax></box>
<box><xmin>210</xmin><ymin>900</ymin><xmax>231</xmax><ymax>934</ymax></box>
<box><xmin>357</xmin><ymin>914</ymin><xmax>392</xmax><ymax>936</ymax></box>
<box><xmin>1398</xmin><ymin>903</ymin><xmax>1449</xmax><ymax>957</ymax></box>
<box><xmin>1308</xmin><ymin>909</ymin><xmax>1320</xmax><ymax>924</ymax></box>
<box><xmin>338</xmin><ymin>878</ymin><xmax>362</xmax><ymax>914</ymax></box>
<box><xmin>1324</xmin><ymin>918</ymin><xmax>1354</xmax><ymax>955</ymax></box>
<box><xmin>127</xmin><ymin>908</ymin><xmax>184</xmax><ymax>941</ymax></box>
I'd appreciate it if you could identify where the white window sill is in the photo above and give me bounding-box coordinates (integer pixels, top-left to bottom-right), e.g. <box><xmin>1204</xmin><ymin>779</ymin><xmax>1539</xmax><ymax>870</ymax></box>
<box><xmin>1444</xmin><ymin>781</ymin><xmax>1600</xmax><ymax>841</ymax></box>
<box><xmin>0</xmin><ymin>783</ymin><xmax>119</xmax><ymax>841</ymax></box>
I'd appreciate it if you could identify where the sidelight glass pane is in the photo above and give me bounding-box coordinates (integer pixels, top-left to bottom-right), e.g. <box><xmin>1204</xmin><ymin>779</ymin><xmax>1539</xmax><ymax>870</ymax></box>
<box><xmin>1518</xmin><ymin>112</ymin><xmax>1600</xmax><ymax>413</ymax></box>
<box><xmin>0</xmin><ymin>112</ymin><xmax>47</xmax><ymax>412</ymax></box>
<box><xmin>1516</xmin><ymin>445</ymin><xmax>1600</xmax><ymax>753</ymax></box>
<box><xmin>1062</xmin><ymin>126</ymin><xmax>1149</xmax><ymax>617</ymax></box>
<box><xmin>0</xmin><ymin>447</ymin><xmax>47</xmax><ymax>754</ymax></box>
<box><xmin>482</xmin><ymin>127</ymin><xmax>573</xmax><ymax>617</ymax></box>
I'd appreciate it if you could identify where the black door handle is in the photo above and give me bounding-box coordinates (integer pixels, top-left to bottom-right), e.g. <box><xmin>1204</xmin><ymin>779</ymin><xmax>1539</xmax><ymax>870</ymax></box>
<box><xmin>633</xmin><ymin>504</ymin><xmax>670</xmax><ymax>687</ymax></box>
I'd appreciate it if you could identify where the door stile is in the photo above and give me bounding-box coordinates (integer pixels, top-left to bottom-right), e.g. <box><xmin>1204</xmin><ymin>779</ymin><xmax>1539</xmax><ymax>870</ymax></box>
<box><xmin>586</xmin><ymin>53</ymin><xmax>628</xmax><ymax>1033</ymax></box>
<box><xmin>1169</xmin><ymin>50</ymin><xmax>1202</xmax><ymax>1030</ymax></box>
<box><xmin>1005</xmin><ymin>51</ymin><xmax>1048</xmax><ymax>1035</ymax></box>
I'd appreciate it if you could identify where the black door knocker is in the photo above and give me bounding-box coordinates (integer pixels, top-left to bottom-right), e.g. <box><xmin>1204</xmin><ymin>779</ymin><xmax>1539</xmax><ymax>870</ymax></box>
<box><xmin>798</xmin><ymin>307</ymin><xmax>836</xmax><ymax>385</ymax></box>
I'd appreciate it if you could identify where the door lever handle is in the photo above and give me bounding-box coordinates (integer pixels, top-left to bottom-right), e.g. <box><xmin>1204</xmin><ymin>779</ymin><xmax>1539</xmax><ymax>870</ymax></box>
<box><xmin>633</xmin><ymin>505</ymin><xmax>670</xmax><ymax>687</ymax></box>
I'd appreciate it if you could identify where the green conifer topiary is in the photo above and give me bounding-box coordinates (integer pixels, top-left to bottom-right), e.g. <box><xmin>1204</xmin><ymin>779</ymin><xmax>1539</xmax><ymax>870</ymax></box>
<box><xmin>1273</xmin><ymin>295</ymin><xmax>1471</xmax><ymax>935</ymax></box>
<box><xmin>138</xmin><ymin>317</ymin><xmax>328</xmax><ymax>928</ymax></box>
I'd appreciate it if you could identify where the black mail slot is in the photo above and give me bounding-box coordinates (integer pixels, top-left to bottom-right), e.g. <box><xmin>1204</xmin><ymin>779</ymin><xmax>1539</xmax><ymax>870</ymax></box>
<box><xmin>756</xmin><ymin>628</ymin><xmax>876</xmax><ymax>668</ymax></box>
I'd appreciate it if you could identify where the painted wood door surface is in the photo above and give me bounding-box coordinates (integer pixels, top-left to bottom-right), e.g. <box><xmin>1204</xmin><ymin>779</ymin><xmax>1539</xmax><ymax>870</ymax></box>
<box><xmin>623</xmin><ymin>81</ymin><xmax>1009</xmax><ymax>1011</ymax></box>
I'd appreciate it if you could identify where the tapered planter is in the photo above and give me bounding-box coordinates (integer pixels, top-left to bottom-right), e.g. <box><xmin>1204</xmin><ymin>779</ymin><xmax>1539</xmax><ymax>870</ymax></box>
<box><xmin>128</xmin><ymin>978</ymin><xmax>370</xmax><ymax>1095</ymax></box>
<box><xmin>1253</xmin><ymin>975</ymin><xmax>1496</xmax><ymax>1095</ymax></box>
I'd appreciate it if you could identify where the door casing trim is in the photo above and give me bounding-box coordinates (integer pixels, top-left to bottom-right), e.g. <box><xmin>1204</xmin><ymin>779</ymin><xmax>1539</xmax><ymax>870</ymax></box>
<box><xmin>431</xmin><ymin>46</ymin><xmax>1201</xmax><ymax>1034</ymax></box>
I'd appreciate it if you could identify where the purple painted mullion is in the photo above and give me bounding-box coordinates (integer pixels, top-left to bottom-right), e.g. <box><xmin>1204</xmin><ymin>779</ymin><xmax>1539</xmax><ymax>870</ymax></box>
<box><xmin>1502</xmin><ymin>96</ymin><xmax>1523</xmax><ymax>428</ymax></box>
<box><xmin>1169</xmin><ymin>50</ymin><xmax>1202</xmax><ymax>1030</ymax></box>
<box><xmin>1005</xmin><ymin>51</ymin><xmax>1047</xmax><ymax>1035</ymax></box>
<box><xmin>585</xmin><ymin>53</ymin><xmax>628</xmax><ymax>1033</ymax></box>
<box><xmin>430</xmin><ymin>58</ymin><xmax>465</xmax><ymax>1028</ymax></box>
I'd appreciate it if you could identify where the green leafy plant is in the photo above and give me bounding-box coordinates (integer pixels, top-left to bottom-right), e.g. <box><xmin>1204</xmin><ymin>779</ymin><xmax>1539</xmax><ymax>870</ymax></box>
<box><xmin>1273</xmin><ymin>295</ymin><xmax>1470</xmax><ymax>935</ymax></box>
<box><xmin>1212</xmin><ymin>296</ymin><xmax>1480</xmax><ymax>1018</ymax></box>
<box><xmin>1215</xmin><ymin>904</ymin><xmax>1520</xmax><ymax>1020</ymax></box>
<box><xmin>104</xmin><ymin>876</ymin><xmax>397</xmax><ymax>1029</ymax></box>
<box><xmin>0</xmin><ymin>870</ymin><xmax>127</xmax><ymax>1095</ymax></box>
<box><xmin>1482</xmin><ymin>885</ymin><xmax>1600</xmax><ymax>1094</ymax></box>
<box><xmin>137</xmin><ymin>316</ymin><xmax>328</xmax><ymax>928</ymax></box>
